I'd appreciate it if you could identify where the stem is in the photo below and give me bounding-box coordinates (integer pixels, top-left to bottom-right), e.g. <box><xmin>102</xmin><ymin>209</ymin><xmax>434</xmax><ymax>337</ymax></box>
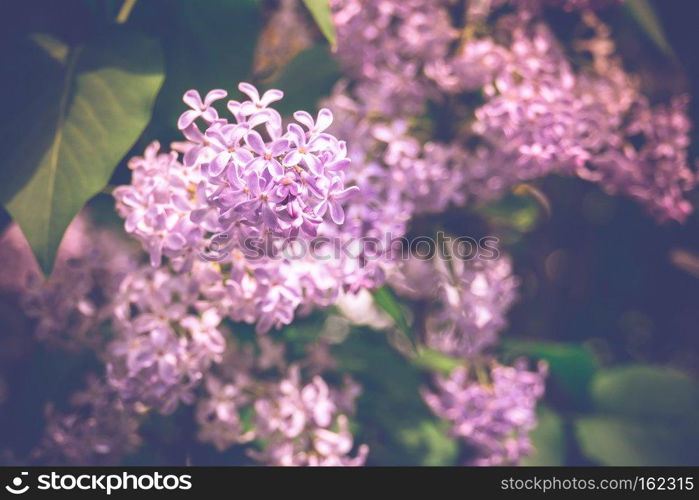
<box><xmin>115</xmin><ymin>0</ymin><xmax>138</xmax><ymax>24</ymax></box>
<box><xmin>101</xmin><ymin>184</ymin><xmax>117</xmax><ymax>195</ymax></box>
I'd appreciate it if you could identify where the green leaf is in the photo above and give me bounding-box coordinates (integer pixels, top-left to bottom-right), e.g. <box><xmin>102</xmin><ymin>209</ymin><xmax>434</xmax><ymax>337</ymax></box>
<box><xmin>301</xmin><ymin>0</ymin><xmax>337</xmax><ymax>49</ymax></box>
<box><xmin>267</xmin><ymin>45</ymin><xmax>341</xmax><ymax>115</ymax></box>
<box><xmin>521</xmin><ymin>407</ymin><xmax>566</xmax><ymax>466</ymax></box>
<box><xmin>625</xmin><ymin>0</ymin><xmax>675</xmax><ymax>57</ymax></box>
<box><xmin>371</xmin><ymin>287</ymin><xmax>416</xmax><ymax>351</ymax></box>
<box><xmin>145</xmin><ymin>0</ymin><xmax>262</xmax><ymax>139</ymax></box>
<box><xmin>334</xmin><ymin>329</ymin><xmax>458</xmax><ymax>465</ymax></box>
<box><xmin>0</xmin><ymin>31</ymin><xmax>164</xmax><ymax>274</ymax></box>
<box><xmin>503</xmin><ymin>340</ymin><xmax>599</xmax><ymax>406</ymax></box>
<box><xmin>574</xmin><ymin>365</ymin><xmax>699</xmax><ymax>465</ymax></box>
<box><xmin>589</xmin><ymin>365</ymin><xmax>699</xmax><ymax>420</ymax></box>
<box><xmin>575</xmin><ymin>416</ymin><xmax>699</xmax><ymax>466</ymax></box>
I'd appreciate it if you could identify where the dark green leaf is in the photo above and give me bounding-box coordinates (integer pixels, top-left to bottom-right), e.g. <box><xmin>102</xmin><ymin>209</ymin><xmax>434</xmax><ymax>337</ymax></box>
<box><xmin>521</xmin><ymin>407</ymin><xmax>566</xmax><ymax>466</ymax></box>
<box><xmin>146</xmin><ymin>0</ymin><xmax>262</xmax><ymax>139</ymax></box>
<box><xmin>0</xmin><ymin>31</ymin><xmax>164</xmax><ymax>274</ymax></box>
<box><xmin>503</xmin><ymin>340</ymin><xmax>599</xmax><ymax>406</ymax></box>
<box><xmin>589</xmin><ymin>365</ymin><xmax>699</xmax><ymax>420</ymax></box>
<box><xmin>301</xmin><ymin>0</ymin><xmax>337</xmax><ymax>49</ymax></box>
<box><xmin>575</xmin><ymin>365</ymin><xmax>699</xmax><ymax>465</ymax></box>
<box><xmin>575</xmin><ymin>416</ymin><xmax>699</xmax><ymax>466</ymax></box>
<box><xmin>334</xmin><ymin>329</ymin><xmax>458</xmax><ymax>465</ymax></box>
<box><xmin>267</xmin><ymin>45</ymin><xmax>341</xmax><ymax>115</ymax></box>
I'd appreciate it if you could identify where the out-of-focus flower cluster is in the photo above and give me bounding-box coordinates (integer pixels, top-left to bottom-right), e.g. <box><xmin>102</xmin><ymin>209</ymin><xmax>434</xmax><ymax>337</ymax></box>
<box><xmin>329</xmin><ymin>0</ymin><xmax>695</xmax><ymax>222</ymax></box>
<box><xmin>197</xmin><ymin>338</ymin><xmax>367</xmax><ymax>466</ymax></box>
<box><xmin>391</xmin><ymin>250</ymin><xmax>519</xmax><ymax>358</ymax></box>
<box><xmin>21</xmin><ymin>214</ymin><xmax>138</xmax><ymax>351</ymax></box>
<box><xmin>390</xmin><ymin>246</ymin><xmax>545</xmax><ymax>464</ymax></box>
<box><xmin>423</xmin><ymin>360</ymin><xmax>548</xmax><ymax>465</ymax></box>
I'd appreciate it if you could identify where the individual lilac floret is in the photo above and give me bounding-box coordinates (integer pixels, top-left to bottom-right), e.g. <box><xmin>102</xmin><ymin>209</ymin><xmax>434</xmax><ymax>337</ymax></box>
<box><xmin>177</xmin><ymin>82</ymin><xmax>357</xmax><ymax>242</ymax></box>
<box><xmin>423</xmin><ymin>360</ymin><xmax>548</xmax><ymax>465</ymax></box>
<box><xmin>178</xmin><ymin>89</ymin><xmax>228</xmax><ymax>130</ymax></box>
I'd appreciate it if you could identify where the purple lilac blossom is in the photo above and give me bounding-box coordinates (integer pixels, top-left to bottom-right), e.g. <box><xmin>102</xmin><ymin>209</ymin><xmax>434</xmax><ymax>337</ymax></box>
<box><xmin>423</xmin><ymin>360</ymin><xmax>548</xmax><ymax>465</ymax></box>
<box><xmin>330</xmin><ymin>0</ymin><xmax>456</xmax><ymax>115</ymax></box>
<box><xmin>196</xmin><ymin>337</ymin><xmax>367</xmax><ymax>466</ymax></box>
<box><xmin>330</xmin><ymin>2</ymin><xmax>695</xmax><ymax>221</ymax></box>
<box><xmin>391</xmin><ymin>252</ymin><xmax>519</xmax><ymax>358</ymax></box>
<box><xmin>113</xmin><ymin>141</ymin><xmax>222</xmax><ymax>271</ymax></box>
<box><xmin>106</xmin><ymin>261</ymin><xmax>229</xmax><ymax>414</ymax></box>
<box><xmin>177</xmin><ymin>83</ymin><xmax>357</xmax><ymax>241</ymax></box>
<box><xmin>115</xmin><ymin>84</ymin><xmax>368</xmax><ymax>334</ymax></box>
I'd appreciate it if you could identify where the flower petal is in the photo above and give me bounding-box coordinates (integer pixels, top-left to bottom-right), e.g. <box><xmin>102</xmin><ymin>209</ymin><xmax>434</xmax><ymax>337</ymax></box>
<box><xmin>182</xmin><ymin>89</ymin><xmax>203</xmax><ymax>110</ymax></box>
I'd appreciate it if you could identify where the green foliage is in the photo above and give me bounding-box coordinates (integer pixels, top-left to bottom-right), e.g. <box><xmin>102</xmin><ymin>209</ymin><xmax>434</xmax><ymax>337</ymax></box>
<box><xmin>575</xmin><ymin>416</ymin><xmax>699</xmax><ymax>466</ymax></box>
<box><xmin>521</xmin><ymin>406</ymin><xmax>566</xmax><ymax>466</ymax></box>
<box><xmin>503</xmin><ymin>340</ymin><xmax>599</xmax><ymax>407</ymax></box>
<box><xmin>334</xmin><ymin>329</ymin><xmax>458</xmax><ymax>465</ymax></box>
<box><xmin>588</xmin><ymin>364</ymin><xmax>699</xmax><ymax>419</ymax></box>
<box><xmin>575</xmin><ymin>365</ymin><xmax>699</xmax><ymax>465</ymax></box>
<box><xmin>0</xmin><ymin>31</ymin><xmax>164</xmax><ymax>274</ymax></box>
<box><xmin>267</xmin><ymin>45</ymin><xmax>341</xmax><ymax>115</ymax></box>
<box><xmin>301</xmin><ymin>0</ymin><xmax>337</xmax><ymax>49</ymax></box>
<box><xmin>371</xmin><ymin>286</ymin><xmax>416</xmax><ymax>351</ymax></box>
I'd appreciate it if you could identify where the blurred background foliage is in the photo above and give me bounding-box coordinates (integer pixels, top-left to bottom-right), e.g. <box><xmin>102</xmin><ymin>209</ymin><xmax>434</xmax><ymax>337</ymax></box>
<box><xmin>1</xmin><ymin>0</ymin><xmax>699</xmax><ymax>465</ymax></box>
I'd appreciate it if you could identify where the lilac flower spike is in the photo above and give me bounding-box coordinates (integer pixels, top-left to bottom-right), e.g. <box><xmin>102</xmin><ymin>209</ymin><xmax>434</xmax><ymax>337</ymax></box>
<box><xmin>175</xmin><ymin>82</ymin><xmax>356</xmax><ymax>243</ymax></box>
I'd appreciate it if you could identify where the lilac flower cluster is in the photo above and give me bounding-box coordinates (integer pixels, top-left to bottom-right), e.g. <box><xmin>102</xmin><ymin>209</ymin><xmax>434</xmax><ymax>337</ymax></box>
<box><xmin>196</xmin><ymin>337</ymin><xmax>368</xmax><ymax>466</ymax></box>
<box><xmin>391</xmin><ymin>250</ymin><xmax>519</xmax><ymax>357</ymax></box>
<box><xmin>178</xmin><ymin>84</ymin><xmax>357</xmax><ymax>239</ymax></box>
<box><xmin>11</xmin><ymin>83</ymin><xmax>371</xmax><ymax>466</ymax></box>
<box><xmin>12</xmin><ymin>0</ymin><xmax>692</xmax><ymax>467</ymax></box>
<box><xmin>116</xmin><ymin>84</ymin><xmax>366</xmax><ymax>334</ymax></box>
<box><xmin>423</xmin><ymin>360</ymin><xmax>548</xmax><ymax>465</ymax></box>
<box><xmin>106</xmin><ymin>261</ymin><xmax>228</xmax><ymax>414</ymax></box>
<box><xmin>330</xmin><ymin>0</ymin><xmax>456</xmax><ymax>115</ymax></box>
<box><xmin>390</xmin><ymin>249</ymin><xmax>544</xmax><ymax>464</ymax></box>
<box><xmin>21</xmin><ymin>214</ymin><xmax>138</xmax><ymax>351</ymax></box>
<box><xmin>114</xmin><ymin>141</ymin><xmax>219</xmax><ymax>270</ymax></box>
<box><xmin>32</xmin><ymin>376</ymin><xmax>141</xmax><ymax>465</ymax></box>
<box><xmin>21</xmin><ymin>249</ymin><xmax>367</xmax><ymax>465</ymax></box>
<box><xmin>329</xmin><ymin>1</ymin><xmax>696</xmax><ymax>221</ymax></box>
